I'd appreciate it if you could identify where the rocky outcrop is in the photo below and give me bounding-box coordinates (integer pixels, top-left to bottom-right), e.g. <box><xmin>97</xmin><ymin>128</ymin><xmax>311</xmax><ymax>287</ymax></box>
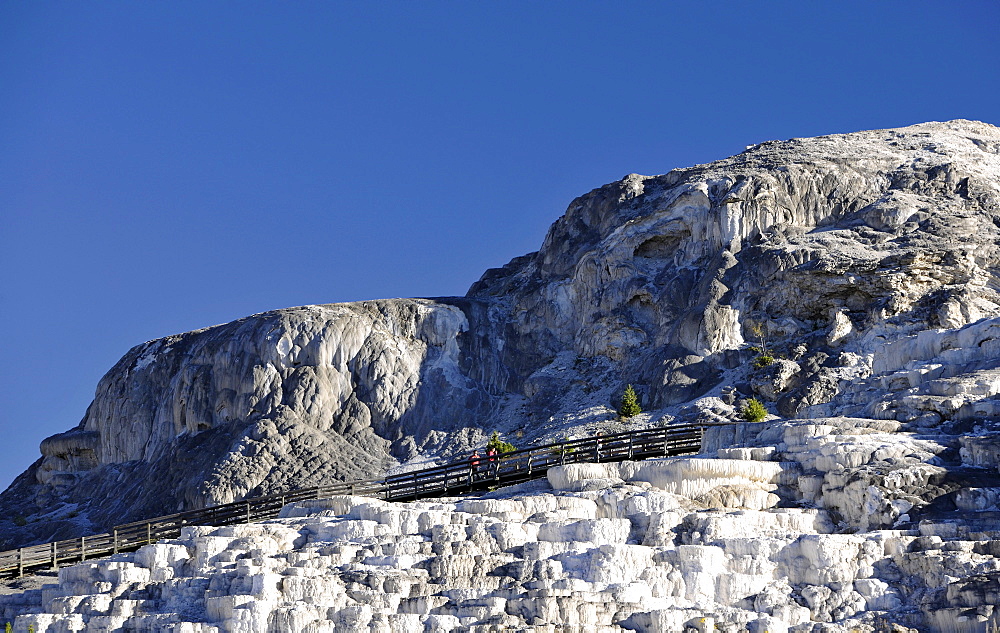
<box><xmin>4</xmin><ymin>119</ymin><xmax>1000</xmax><ymax>563</ymax></box>
<box><xmin>0</xmin><ymin>300</ymin><xmax>501</xmax><ymax>546</ymax></box>
<box><xmin>470</xmin><ymin>120</ymin><xmax>1000</xmax><ymax>412</ymax></box>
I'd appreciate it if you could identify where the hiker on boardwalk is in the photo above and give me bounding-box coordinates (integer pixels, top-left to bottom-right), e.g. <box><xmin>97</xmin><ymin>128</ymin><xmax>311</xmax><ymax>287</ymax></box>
<box><xmin>594</xmin><ymin>432</ymin><xmax>603</xmax><ymax>462</ymax></box>
<box><xmin>486</xmin><ymin>447</ymin><xmax>498</xmax><ymax>477</ymax></box>
<box><xmin>469</xmin><ymin>450</ymin><xmax>482</xmax><ymax>481</ymax></box>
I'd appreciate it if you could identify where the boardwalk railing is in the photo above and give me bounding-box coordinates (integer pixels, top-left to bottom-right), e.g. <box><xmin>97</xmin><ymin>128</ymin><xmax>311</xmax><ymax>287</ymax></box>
<box><xmin>0</xmin><ymin>424</ymin><xmax>703</xmax><ymax>579</ymax></box>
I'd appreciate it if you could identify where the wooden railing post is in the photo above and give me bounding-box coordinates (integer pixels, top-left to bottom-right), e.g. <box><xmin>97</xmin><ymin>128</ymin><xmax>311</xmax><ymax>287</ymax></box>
<box><xmin>245</xmin><ymin>502</ymin><xmax>251</xmax><ymax>524</ymax></box>
<box><xmin>81</xmin><ymin>536</ymin><xmax>86</xmax><ymax>562</ymax></box>
<box><xmin>628</xmin><ymin>434</ymin><xmax>634</xmax><ymax>459</ymax></box>
<box><xmin>17</xmin><ymin>548</ymin><xmax>23</xmax><ymax>577</ymax></box>
<box><xmin>51</xmin><ymin>541</ymin><xmax>57</xmax><ymax>571</ymax></box>
<box><xmin>113</xmin><ymin>529</ymin><xmax>118</xmax><ymax>554</ymax></box>
<box><xmin>146</xmin><ymin>523</ymin><xmax>151</xmax><ymax>545</ymax></box>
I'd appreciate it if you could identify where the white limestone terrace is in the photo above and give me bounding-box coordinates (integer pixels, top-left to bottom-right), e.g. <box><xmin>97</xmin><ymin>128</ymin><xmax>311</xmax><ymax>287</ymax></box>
<box><xmin>2</xmin><ymin>415</ymin><xmax>1000</xmax><ymax>632</ymax></box>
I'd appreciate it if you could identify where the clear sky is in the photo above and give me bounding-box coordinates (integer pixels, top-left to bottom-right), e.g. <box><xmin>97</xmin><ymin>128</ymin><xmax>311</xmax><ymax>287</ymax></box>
<box><xmin>2</xmin><ymin>1</ymin><xmax>998</xmax><ymax>491</ymax></box>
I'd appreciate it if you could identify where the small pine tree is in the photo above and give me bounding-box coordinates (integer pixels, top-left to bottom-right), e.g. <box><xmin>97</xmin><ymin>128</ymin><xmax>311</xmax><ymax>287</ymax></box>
<box><xmin>619</xmin><ymin>384</ymin><xmax>641</xmax><ymax>418</ymax></box>
<box><xmin>749</xmin><ymin>322</ymin><xmax>774</xmax><ymax>369</ymax></box>
<box><xmin>740</xmin><ymin>398</ymin><xmax>768</xmax><ymax>423</ymax></box>
<box><xmin>750</xmin><ymin>322</ymin><xmax>769</xmax><ymax>356</ymax></box>
<box><xmin>486</xmin><ymin>431</ymin><xmax>516</xmax><ymax>454</ymax></box>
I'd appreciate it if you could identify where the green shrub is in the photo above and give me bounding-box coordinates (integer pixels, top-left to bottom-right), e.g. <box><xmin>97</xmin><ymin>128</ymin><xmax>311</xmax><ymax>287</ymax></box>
<box><xmin>552</xmin><ymin>443</ymin><xmax>575</xmax><ymax>457</ymax></box>
<box><xmin>618</xmin><ymin>384</ymin><xmax>642</xmax><ymax>418</ymax></box>
<box><xmin>740</xmin><ymin>398</ymin><xmax>768</xmax><ymax>423</ymax></box>
<box><xmin>487</xmin><ymin>431</ymin><xmax>516</xmax><ymax>454</ymax></box>
<box><xmin>752</xmin><ymin>354</ymin><xmax>774</xmax><ymax>369</ymax></box>
<box><xmin>552</xmin><ymin>435</ymin><xmax>576</xmax><ymax>456</ymax></box>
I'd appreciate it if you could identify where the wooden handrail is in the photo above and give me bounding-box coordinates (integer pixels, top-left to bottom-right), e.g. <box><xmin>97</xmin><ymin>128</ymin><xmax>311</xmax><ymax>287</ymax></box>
<box><xmin>0</xmin><ymin>423</ymin><xmax>705</xmax><ymax>578</ymax></box>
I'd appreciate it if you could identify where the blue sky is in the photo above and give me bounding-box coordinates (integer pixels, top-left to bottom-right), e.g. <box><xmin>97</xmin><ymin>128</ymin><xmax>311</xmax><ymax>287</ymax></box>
<box><xmin>2</xmin><ymin>1</ymin><xmax>998</xmax><ymax>491</ymax></box>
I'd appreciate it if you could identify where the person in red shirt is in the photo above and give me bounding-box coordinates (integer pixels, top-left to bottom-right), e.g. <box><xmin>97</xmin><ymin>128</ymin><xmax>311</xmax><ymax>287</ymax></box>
<box><xmin>486</xmin><ymin>447</ymin><xmax>498</xmax><ymax>477</ymax></box>
<box><xmin>469</xmin><ymin>451</ymin><xmax>481</xmax><ymax>480</ymax></box>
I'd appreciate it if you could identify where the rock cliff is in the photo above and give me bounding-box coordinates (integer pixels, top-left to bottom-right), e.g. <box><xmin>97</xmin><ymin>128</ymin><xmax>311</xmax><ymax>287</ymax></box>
<box><xmin>3</xmin><ymin>119</ymin><xmax>1000</xmax><ymax>575</ymax></box>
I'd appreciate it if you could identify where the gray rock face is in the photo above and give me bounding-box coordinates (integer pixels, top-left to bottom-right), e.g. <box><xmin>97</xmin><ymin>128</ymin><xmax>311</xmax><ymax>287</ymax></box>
<box><xmin>470</xmin><ymin>120</ymin><xmax>1000</xmax><ymax>411</ymax></box>
<box><xmin>0</xmin><ymin>300</ymin><xmax>500</xmax><ymax>545</ymax></box>
<box><xmin>4</xmin><ymin>119</ymin><xmax>1000</xmax><ymax>555</ymax></box>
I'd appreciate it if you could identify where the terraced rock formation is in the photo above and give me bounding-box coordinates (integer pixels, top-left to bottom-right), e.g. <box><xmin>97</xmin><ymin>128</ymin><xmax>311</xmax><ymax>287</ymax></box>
<box><xmin>3</xmin><ymin>119</ymin><xmax>1000</xmax><ymax>630</ymax></box>
<box><xmin>1</xmin><ymin>417</ymin><xmax>998</xmax><ymax>631</ymax></box>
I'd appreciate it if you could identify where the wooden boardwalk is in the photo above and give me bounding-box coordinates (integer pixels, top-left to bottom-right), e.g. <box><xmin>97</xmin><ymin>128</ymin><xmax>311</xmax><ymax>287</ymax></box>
<box><xmin>0</xmin><ymin>424</ymin><xmax>702</xmax><ymax>579</ymax></box>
